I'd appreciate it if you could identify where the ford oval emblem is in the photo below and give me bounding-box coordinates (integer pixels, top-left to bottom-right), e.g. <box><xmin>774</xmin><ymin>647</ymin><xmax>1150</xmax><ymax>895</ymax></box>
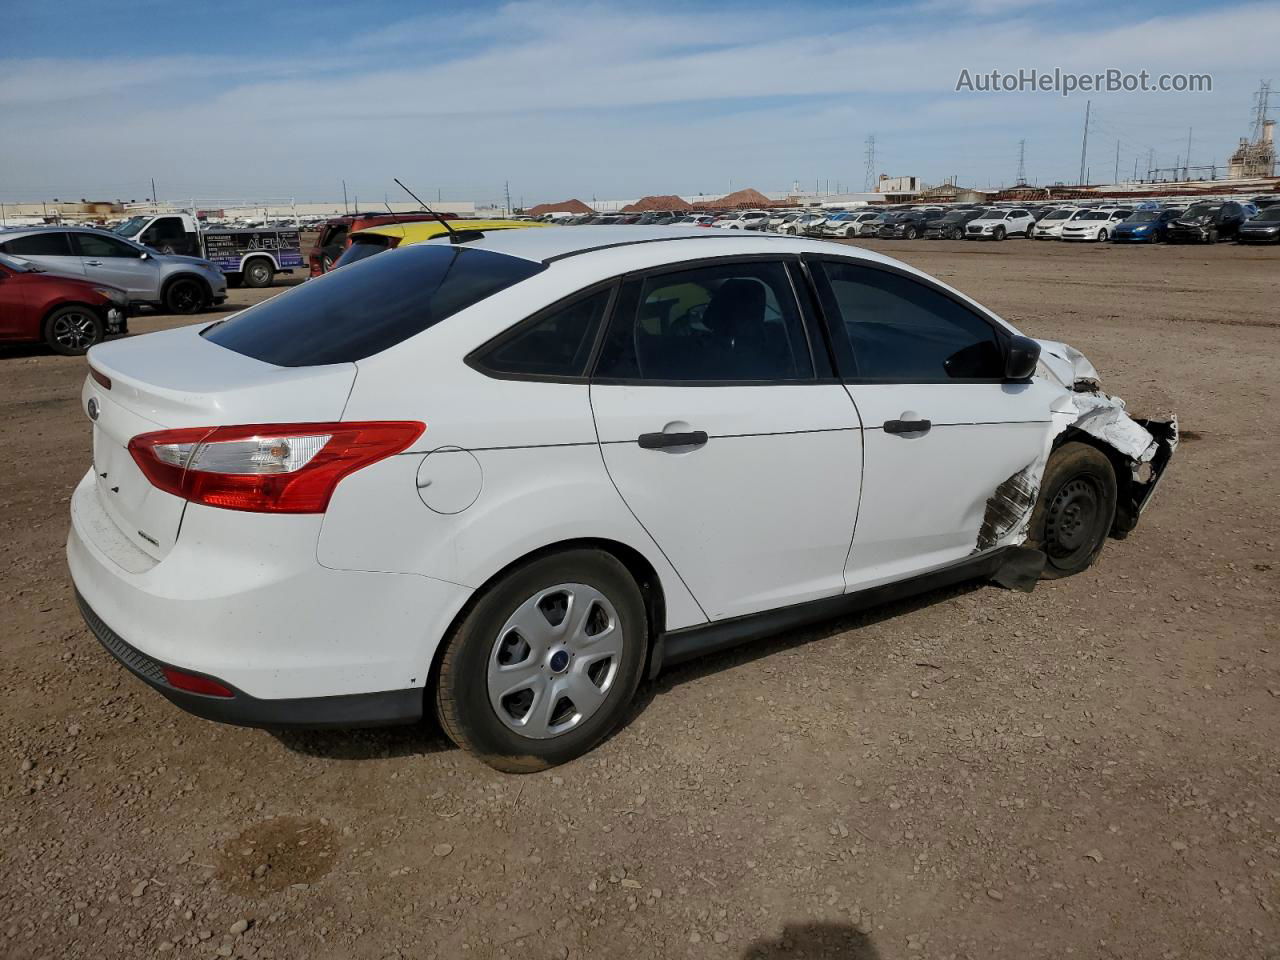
<box><xmin>87</xmin><ymin>397</ymin><xmax>99</xmax><ymax>421</ymax></box>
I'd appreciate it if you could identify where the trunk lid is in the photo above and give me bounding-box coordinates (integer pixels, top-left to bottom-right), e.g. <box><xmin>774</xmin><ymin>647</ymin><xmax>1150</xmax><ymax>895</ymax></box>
<box><xmin>83</xmin><ymin>324</ymin><xmax>357</xmax><ymax>561</ymax></box>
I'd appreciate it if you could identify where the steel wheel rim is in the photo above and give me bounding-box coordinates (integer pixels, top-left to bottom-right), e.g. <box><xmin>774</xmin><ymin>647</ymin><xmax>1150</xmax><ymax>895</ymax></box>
<box><xmin>1045</xmin><ymin>476</ymin><xmax>1102</xmax><ymax>563</ymax></box>
<box><xmin>249</xmin><ymin>264</ymin><xmax>268</xmax><ymax>283</ymax></box>
<box><xmin>52</xmin><ymin>312</ymin><xmax>97</xmax><ymax>351</ymax></box>
<box><xmin>487</xmin><ymin>583</ymin><xmax>623</xmax><ymax>740</ymax></box>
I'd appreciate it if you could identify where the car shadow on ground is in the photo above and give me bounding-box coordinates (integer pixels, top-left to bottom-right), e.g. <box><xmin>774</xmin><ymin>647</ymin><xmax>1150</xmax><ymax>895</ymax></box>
<box><xmin>741</xmin><ymin>922</ymin><xmax>881</xmax><ymax>959</ymax></box>
<box><xmin>626</xmin><ymin>578</ymin><xmax>989</xmax><ymax>723</ymax></box>
<box><xmin>270</xmin><ymin>721</ymin><xmax>454</xmax><ymax>761</ymax></box>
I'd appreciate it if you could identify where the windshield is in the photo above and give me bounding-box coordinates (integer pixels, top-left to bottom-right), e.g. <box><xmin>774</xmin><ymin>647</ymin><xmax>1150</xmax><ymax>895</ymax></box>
<box><xmin>1127</xmin><ymin>211</ymin><xmax>1159</xmax><ymax>222</ymax></box>
<box><xmin>1254</xmin><ymin>206</ymin><xmax>1280</xmax><ymax>222</ymax></box>
<box><xmin>1043</xmin><ymin>209</ymin><xmax>1073</xmax><ymax>221</ymax></box>
<box><xmin>1078</xmin><ymin>212</ymin><xmax>1107</xmax><ymax>220</ymax></box>
<box><xmin>204</xmin><ymin>245</ymin><xmax>546</xmax><ymax>366</ymax></box>
<box><xmin>1184</xmin><ymin>204</ymin><xmax>1218</xmax><ymax>218</ymax></box>
<box><xmin>110</xmin><ymin>216</ymin><xmax>151</xmax><ymax>236</ymax></box>
<box><xmin>980</xmin><ymin>211</ymin><xmax>1005</xmax><ymax>220</ymax></box>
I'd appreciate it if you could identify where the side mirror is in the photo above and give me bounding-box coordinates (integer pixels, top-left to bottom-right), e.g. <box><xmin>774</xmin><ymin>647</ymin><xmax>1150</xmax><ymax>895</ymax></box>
<box><xmin>1004</xmin><ymin>335</ymin><xmax>1040</xmax><ymax>381</ymax></box>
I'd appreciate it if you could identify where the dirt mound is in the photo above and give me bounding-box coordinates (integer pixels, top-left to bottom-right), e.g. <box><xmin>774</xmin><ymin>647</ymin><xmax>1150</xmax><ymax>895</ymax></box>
<box><xmin>526</xmin><ymin>198</ymin><xmax>594</xmax><ymax>216</ymax></box>
<box><xmin>621</xmin><ymin>194</ymin><xmax>690</xmax><ymax>213</ymax></box>
<box><xmin>693</xmin><ymin>187</ymin><xmax>776</xmax><ymax>210</ymax></box>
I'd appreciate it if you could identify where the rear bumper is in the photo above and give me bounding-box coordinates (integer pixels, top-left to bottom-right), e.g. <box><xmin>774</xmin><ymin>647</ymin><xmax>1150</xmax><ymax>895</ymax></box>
<box><xmin>75</xmin><ymin>590</ymin><xmax>421</xmax><ymax>728</ymax></box>
<box><xmin>66</xmin><ymin>468</ymin><xmax>473</xmax><ymax>718</ymax></box>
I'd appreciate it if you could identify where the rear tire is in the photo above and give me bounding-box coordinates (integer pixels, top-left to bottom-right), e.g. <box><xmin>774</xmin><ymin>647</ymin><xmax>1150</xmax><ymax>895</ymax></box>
<box><xmin>163</xmin><ymin>277</ymin><xmax>208</xmax><ymax>315</ymax></box>
<box><xmin>44</xmin><ymin>305</ymin><xmax>104</xmax><ymax>356</ymax></box>
<box><xmin>242</xmin><ymin>258</ymin><xmax>275</xmax><ymax>288</ymax></box>
<box><xmin>434</xmin><ymin>549</ymin><xmax>648</xmax><ymax>772</ymax></box>
<box><xmin>1026</xmin><ymin>442</ymin><xmax>1118</xmax><ymax>579</ymax></box>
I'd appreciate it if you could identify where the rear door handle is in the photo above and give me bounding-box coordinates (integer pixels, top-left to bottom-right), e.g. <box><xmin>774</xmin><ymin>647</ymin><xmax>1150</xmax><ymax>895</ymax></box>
<box><xmin>883</xmin><ymin>419</ymin><xmax>931</xmax><ymax>435</ymax></box>
<box><xmin>85</xmin><ymin>260</ymin><xmax>103</xmax><ymax>266</ymax></box>
<box><xmin>637</xmin><ymin>430</ymin><xmax>709</xmax><ymax>449</ymax></box>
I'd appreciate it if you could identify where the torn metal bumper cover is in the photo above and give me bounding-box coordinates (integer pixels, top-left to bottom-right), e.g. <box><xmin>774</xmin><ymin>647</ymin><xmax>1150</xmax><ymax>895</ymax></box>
<box><xmin>980</xmin><ymin>340</ymin><xmax>1177</xmax><ymax>583</ymax></box>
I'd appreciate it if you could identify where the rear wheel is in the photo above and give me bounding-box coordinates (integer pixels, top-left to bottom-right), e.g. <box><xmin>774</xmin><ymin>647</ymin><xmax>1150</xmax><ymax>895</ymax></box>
<box><xmin>44</xmin><ymin>305</ymin><xmax>104</xmax><ymax>356</ymax></box>
<box><xmin>435</xmin><ymin>549</ymin><xmax>648</xmax><ymax>772</ymax></box>
<box><xmin>163</xmin><ymin>277</ymin><xmax>208</xmax><ymax>315</ymax></box>
<box><xmin>1026</xmin><ymin>442</ymin><xmax>1118</xmax><ymax>579</ymax></box>
<box><xmin>242</xmin><ymin>258</ymin><xmax>275</xmax><ymax>288</ymax></box>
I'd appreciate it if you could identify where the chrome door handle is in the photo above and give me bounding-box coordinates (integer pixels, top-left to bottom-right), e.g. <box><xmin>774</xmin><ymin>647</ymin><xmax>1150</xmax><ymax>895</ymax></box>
<box><xmin>85</xmin><ymin>260</ymin><xmax>103</xmax><ymax>266</ymax></box>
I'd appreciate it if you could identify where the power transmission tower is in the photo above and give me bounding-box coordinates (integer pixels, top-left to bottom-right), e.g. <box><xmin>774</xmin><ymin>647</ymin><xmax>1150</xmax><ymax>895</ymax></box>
<box><xmin>863</xmin><ymin>135</ymin><xmax>876</xmax><ymax>192</ymax></box>
<box><xmin>1252</xmin><ymin>80</ymin><xmax>1272</xmax><ymax>139</ymax></box>
<box><xmin>1078</xmin><ymin>100</ymin><xmax>1091</xmax><ymax>185</ymax></box>
<box><xmin>1016</xmin><ymin>139</ymin><xmax>1026</xmax><ymax>185</ymax></box>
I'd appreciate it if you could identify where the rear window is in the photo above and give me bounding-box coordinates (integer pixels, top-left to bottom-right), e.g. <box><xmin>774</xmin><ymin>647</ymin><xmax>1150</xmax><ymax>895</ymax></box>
<box><xmin>204</xmin><ymin>245</ymin><xmax>545</xmax><ymax>366</ymax></box>
<box><xmin>333</xmin><ymin>235</ymin><xmax>394</xmax><ymax>269</ymax></box>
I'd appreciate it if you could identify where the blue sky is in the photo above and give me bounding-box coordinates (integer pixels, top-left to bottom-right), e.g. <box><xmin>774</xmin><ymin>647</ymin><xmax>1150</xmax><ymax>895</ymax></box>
<box><xmin>2</xmin><ymin>0</ymin><xmax>1275</xmax><ymax>206</ymax></box>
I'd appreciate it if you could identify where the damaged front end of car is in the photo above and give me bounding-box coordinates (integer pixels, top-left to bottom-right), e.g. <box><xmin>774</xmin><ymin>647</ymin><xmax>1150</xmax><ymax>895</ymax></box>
<box><xmin>979</xmin><ymin>339</ymin><xmax>1177</xmax><ymax>589</ymax></box>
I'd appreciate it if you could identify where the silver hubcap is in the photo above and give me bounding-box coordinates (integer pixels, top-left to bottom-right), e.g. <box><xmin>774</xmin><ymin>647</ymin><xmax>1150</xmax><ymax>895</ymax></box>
<box><xmin>487</xmin><ymin>583</ymin><xmax>623</xmax><ymax>740</ymax></box>
<box><xmin>52</xmin><ymin>312</ymin><xmax>96</xmax><ymax>350</ymax></box>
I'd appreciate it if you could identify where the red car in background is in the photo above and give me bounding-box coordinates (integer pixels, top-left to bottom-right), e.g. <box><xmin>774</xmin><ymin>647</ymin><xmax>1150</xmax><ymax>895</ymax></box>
<box><xmin>0</xmin><ymin>252</ymin><xmax>129</xmax><ymax>355</ymax></box>
<box><xmin>308</xmin><ymin>211</ymin><xmax>458</xmax><ymax>276</ymax></box>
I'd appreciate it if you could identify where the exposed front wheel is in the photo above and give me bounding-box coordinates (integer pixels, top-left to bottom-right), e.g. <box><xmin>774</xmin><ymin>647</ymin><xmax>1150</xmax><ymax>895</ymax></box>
<box><xmin>1026</xmin><ymin>442</ymin><xmax>1118</xmax><ymax>579</ymax></box>
<box><xmin>435</xmin><ymin>549</ymin><xmax>648</xmax><ymax>772</ymax></box>
<box><xmin>44</xmin><ymin>305</ymin><xmax>104</xmax><ymax>356</ymax></box>
<box><xmin>1097</xmin><ymin>229</ymin><xmax>1109</xmax><ymax>242</ymax></box>
<box><xmin>993</xmin><ymin>227</ymin><xmax>1006</xmax><ymax>241</ymax></box>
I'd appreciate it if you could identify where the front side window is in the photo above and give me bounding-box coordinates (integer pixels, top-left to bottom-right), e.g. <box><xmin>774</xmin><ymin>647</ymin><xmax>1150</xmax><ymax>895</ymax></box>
<box><xmin>0</xmin><ymin>232</ymin><xmax>75</xmax><ymax>256</ymax></box>
<box><xmin>74</xmin><ymin>233</ymin><xmax>142</xmax><ymax>258</ymax></box>
<box><xmin>594</xmin><ymin>261</ymin><xmax>813</xmax><ymax>382</ymax></box>
<box><xmin>817</xmin><ymin>261</ymin><xmax>1005</xmax><ymax>382</ymax></box>
<box><xmin>473</xmin><ymin>287</ymin><xmax>611</xmax><ymax>379</ymax></box>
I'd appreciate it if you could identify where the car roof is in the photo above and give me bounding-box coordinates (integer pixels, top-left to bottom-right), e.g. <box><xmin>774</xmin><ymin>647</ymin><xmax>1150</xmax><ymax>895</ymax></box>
<box><xmin>446</xmin><ymin>224</ymin><xmax>910</xmax><ymax>271</ymax></box>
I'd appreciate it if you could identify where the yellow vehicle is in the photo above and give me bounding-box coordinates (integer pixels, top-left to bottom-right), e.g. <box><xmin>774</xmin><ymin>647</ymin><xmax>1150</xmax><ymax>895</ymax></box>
<box><xmin>336</xmin><ymin>218</ymin><xmax>546</xmax><ymax>268</ymax></box>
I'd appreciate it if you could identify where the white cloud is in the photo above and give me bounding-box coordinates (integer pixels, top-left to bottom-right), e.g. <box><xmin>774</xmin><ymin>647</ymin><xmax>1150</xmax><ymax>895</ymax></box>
<box><xmin>1</xmin><ymin>1</ymin><xmax>1274</xmax><ymax>201</ymax></box>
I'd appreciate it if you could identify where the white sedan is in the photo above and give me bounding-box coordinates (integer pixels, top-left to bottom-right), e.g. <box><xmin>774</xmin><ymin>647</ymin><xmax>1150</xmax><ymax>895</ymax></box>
<box><xmin>1060</xmin><ymin>208</ymin><xmax>1133</xmax><ymax>242</ymax></box>
<box><xmin>69</xmin><ymin>227</ymin><xmax>1176</xmax><ymax>771</ymax></box>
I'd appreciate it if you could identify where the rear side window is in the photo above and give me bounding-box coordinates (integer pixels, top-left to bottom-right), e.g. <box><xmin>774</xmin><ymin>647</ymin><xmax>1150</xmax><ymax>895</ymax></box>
<box><xmin>204</xmin><ymin>245</ymin><xmax>545</xmax><ymax>366</ymax></box>
<box><xmin>471</xmin><ymin>287</ymin><xmax>612</xmax><ymax>379</ymax></box>
<box><xmin>817</xmin><ymin>261</ymin><xmax>1004</xmax><ymax>382</ymax></box>
<box><xmin>0</xmin><ymin>232</ymin><xmax>74</xmax><ymax>256</ymax></box>
<box><xmin>594</xmin><ymin>260</ymin><xmax>813</xmax><ymax>382</ymax></box>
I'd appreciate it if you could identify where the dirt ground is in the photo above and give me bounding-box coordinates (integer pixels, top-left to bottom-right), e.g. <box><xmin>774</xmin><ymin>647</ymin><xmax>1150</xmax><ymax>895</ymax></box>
<box><xmin>1</xmin><ymin>238</ymin><xmax>1278</xmax><ymax>960</ymax></box>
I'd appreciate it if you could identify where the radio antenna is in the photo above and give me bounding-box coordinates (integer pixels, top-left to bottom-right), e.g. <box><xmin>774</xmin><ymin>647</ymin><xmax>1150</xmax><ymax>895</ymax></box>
<box><xmin>393</xmin><ymin>178</ymin><xmax>483</xmax><ymax>244</ymax></box>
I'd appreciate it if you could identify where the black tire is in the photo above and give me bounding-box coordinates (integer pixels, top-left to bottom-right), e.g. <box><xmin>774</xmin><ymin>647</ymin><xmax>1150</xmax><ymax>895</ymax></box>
<box><xmin>904</xmin><ymin>226</ymin><xmax>918</xmax><ymax>240</ymax></box>
<box><xmin>1206</xmin><ymin>227</ymin><xmax>1218</xmax><ymax>244</ymax></box>
<box><xmin>435</xmin><ymin>548</ymin><xmax>648</xmax><ymax>773</ymax></box>
<box><xmin>1026</xmin><ymin>442</ymin><xmax>1118</xmax><ymax>579</ymax></box>
<box><xmin>44</xmin><ymin>305</ymin><xmax>104</xmax><ymax>356</ymax></box>
<box><xmin>163</xmin><ymin>276</ymin><xmax>208</xmax><ymax>315</ymax></box>
<box><xmin>242</xmin><ymin>258</ymin><xmax>275</xmax><ymax>288</ymax></box>
<box><xmin>993</xmin><ymin>226</ymin><xmax>1006</xmax><ymax>241</ymax></box>
<box><xmin>1097</xmin><ymin>228</ymin><xmax>1109</xmax><ymax>242</ymax></box>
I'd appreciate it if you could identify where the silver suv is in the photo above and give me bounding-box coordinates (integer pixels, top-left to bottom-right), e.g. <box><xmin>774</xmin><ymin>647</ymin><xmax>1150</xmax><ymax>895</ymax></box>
<box><xmin>0</xmin><ymin>227</ymin><xmax>227</xmax><ymax>315</ymax></box>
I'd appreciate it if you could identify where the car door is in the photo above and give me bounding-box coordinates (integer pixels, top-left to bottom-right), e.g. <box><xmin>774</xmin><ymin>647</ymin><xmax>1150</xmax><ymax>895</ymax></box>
<box><xmin>0</xmin><ymin>230</ymin><xmax>83</xmax><ymax>276</ymax></box>
<box><xmin>71</xmin><ymin>232</ymin><xmax>159</xmax><ymax>301</ymax></box>
<box><xmin>808</xmin><ymin>256</ymin><xmax>1062</xmax><ymax>590</ymax></box>
<box><xmin>589</xmin><ymin>257</ymin><xmax>864</xmax><ymax>621</ymax></box>
<box><xmin>0</xmin><ymin>262</ymin><xmax>31</xmax><ymax>339</ymax></box>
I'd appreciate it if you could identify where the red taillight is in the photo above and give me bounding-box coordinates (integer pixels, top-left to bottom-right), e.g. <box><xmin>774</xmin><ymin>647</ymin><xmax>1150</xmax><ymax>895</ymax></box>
<box><xmin>127</xmin><ymin>421</ymin><xmax>425</xmax><ymax>514</ymax></box>
<box><xmin>89</xmin><ymin>367</ymin><xmax>112</xmax><ymax>390</ymax></box>
<box><xmin>162</xmin><ymin>667</ymin><xmax>234</xmax><ymax>698</ymax></box>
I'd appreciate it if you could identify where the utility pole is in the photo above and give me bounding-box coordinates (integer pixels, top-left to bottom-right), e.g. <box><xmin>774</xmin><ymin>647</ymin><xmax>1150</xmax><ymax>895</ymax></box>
<box><xmin>1078</xmin><ymin>100</ymin><xmax>1091</xmax><ymax>185</ymax></box>
<box><xmin>863</xmin><ymin>134</ymin><xmax>876</xmax><ymax>192</ymax></box>
<box><xmin>1114</xmin><ymin>140</ymin><xmax>1120</xmax><ymax>184</ymax></box>
<box><xmin>504</xmin><ymin>180</ymin><xmax>511</xmax><ymax>216</ymax></box>
<box><xmin>1146</xmin><ymin>148</ymin><xmax>1155</xmax><ymax>180</ymax></box>
<box><xmin>151</xmin><ymin>177</ymin><xmax>158</xmax><ymax>207</ymax></box>
<box><xmin>1184</xmin><ymin>128</ymin><xmax>1193</xmax><ymax>180</ymax></box>
<box><xmin>342</xmin><ymin>180</ymin><xmax>348</xmax><ymax>215</ymax></box>
<box><xmin>1132</xmin><ymin>156</ymin><xmax>1138</xmax><ymax>181</ymax></box>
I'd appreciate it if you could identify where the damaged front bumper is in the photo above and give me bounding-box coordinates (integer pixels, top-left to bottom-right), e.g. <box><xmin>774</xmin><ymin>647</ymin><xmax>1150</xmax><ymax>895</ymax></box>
<box><xmin>1035</xmin><ymin>339</ymin><xmax>1178</xmax><ymax>538</ymax></box>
